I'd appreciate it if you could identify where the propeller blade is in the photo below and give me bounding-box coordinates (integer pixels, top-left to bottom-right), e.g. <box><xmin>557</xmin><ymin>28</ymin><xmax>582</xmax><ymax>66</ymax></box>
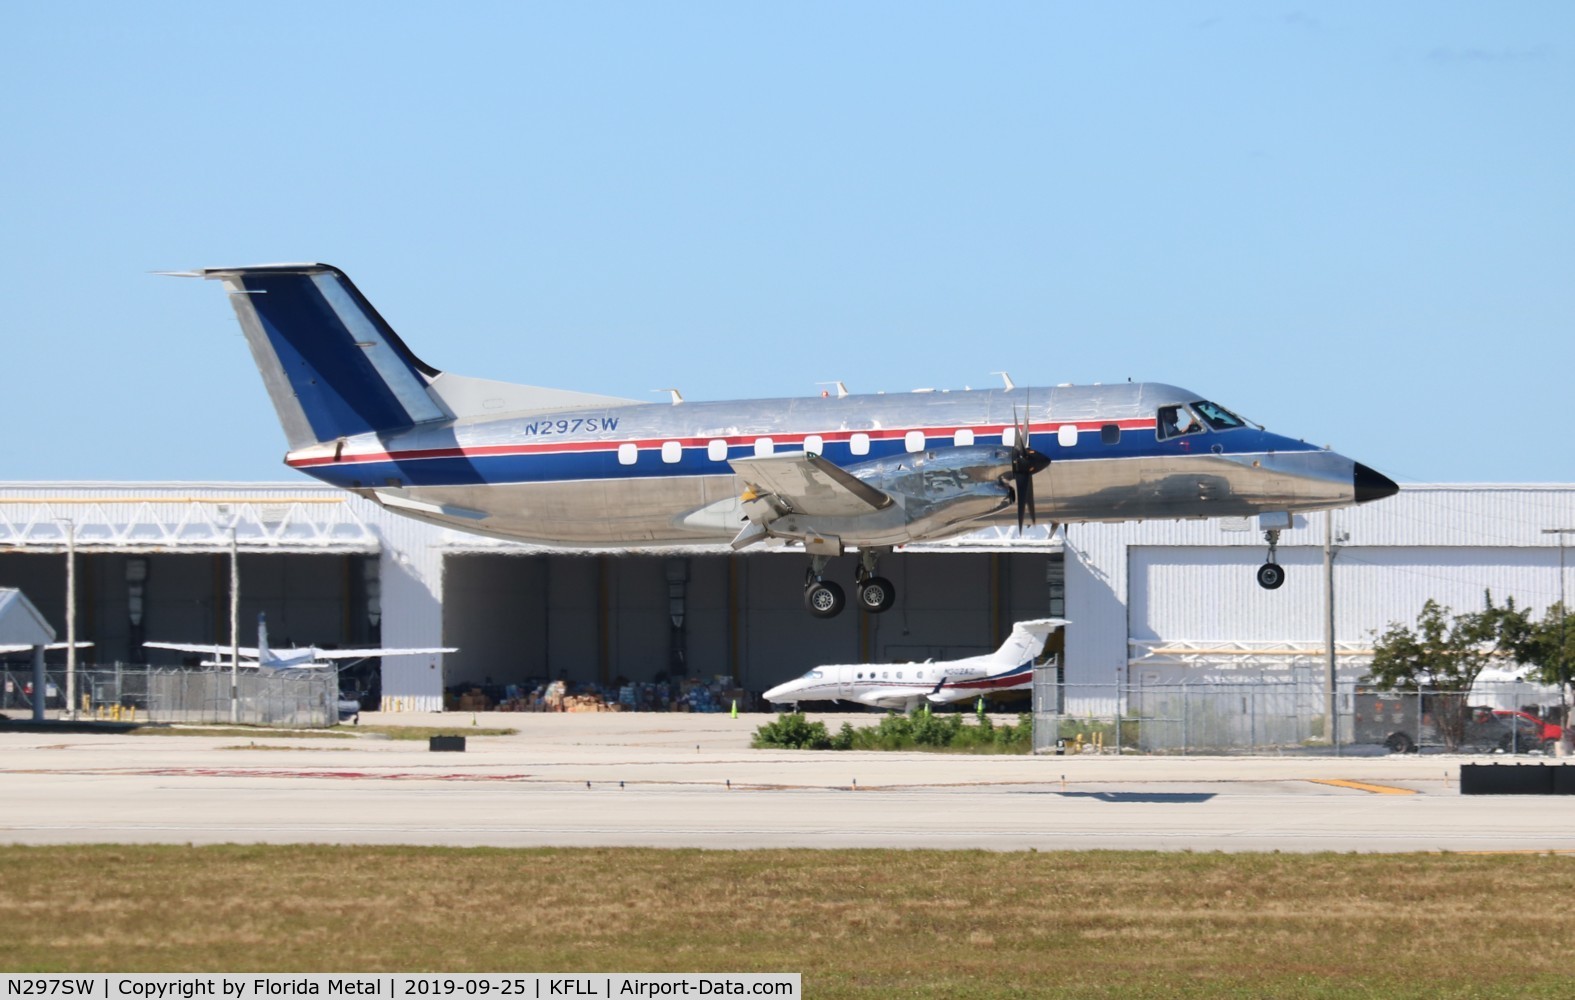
<box><xmin>1010</xmin><ymin>398</ymin><xmax>1048</xmax><ymax>533</ymax></box>
<box><xmin>1016</xmin><ymin>468</ymin><xmax>1033</xmax><ymax>532</ymax></box>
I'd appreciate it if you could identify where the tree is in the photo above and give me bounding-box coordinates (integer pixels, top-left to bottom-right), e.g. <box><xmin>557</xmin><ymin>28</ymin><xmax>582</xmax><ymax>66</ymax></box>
<box><xmin>1503</xmin><ymin>601</ymin><xmax>1575</xmax><ymax>746</ymax></box>
<box><xmin>1367</xmin><ymin>594</ymin><xmax>1522</xmax><ymax>751</ymax></box>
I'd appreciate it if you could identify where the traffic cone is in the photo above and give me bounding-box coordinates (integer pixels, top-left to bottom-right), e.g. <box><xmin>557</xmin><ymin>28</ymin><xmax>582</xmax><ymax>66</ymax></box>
<box><xmin>730</xmin><ymin>699</ymin><xmax>739</xmax><ymax>719</ymax></box>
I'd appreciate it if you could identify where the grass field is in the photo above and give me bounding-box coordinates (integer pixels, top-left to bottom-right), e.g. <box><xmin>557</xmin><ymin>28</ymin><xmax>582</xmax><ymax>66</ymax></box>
<box><xmin>3</xmin><ymin>846</ymin><xmax>1572</xmax><ymax>998</ymax></box>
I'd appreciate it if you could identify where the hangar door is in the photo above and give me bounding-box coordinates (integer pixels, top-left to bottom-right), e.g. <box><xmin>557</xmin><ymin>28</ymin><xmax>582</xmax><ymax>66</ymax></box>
<box><xmin>443</xmin><ymin>550</ymin><xmax>1061</xmax><ymax>695</ymax></box>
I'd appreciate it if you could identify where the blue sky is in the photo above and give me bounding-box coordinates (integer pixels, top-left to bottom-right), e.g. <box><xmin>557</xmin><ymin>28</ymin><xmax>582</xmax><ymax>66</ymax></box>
<box><xmin>3</xmin><ymin>2</ymin><xmax>1570</xmax><ymax>484</ymax></box>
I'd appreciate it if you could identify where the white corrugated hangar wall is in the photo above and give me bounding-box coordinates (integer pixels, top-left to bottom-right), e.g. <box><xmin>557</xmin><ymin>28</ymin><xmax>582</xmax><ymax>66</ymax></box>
<box><xmin>1063</xmin><ymin>486</ymin><xmax>1575</xmax><ymax>716</ymax></box>
<box><xmin>8</xmin><ymin>483</ymin><xmax>1574</xmax><ymax>715</ymax></box>
<box><xmin>436</xmin><ymin>540</ymin><xmax>1063</xmax><ymax>697</ymax></box>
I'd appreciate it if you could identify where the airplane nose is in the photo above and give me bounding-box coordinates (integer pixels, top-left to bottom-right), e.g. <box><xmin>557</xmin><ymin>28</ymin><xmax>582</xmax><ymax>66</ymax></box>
<box><xmin>1353</xmin><ymin>463</ymin><xmax>1399</xmax><ymax>504</ymax></box>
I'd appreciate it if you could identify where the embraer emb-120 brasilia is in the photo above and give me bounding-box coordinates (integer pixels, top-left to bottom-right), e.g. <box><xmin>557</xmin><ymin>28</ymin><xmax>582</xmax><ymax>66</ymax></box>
<box><xmin>174</xmin><ymin>263</ymin><xmax>1399</xmax><ymax>618</ymax></box>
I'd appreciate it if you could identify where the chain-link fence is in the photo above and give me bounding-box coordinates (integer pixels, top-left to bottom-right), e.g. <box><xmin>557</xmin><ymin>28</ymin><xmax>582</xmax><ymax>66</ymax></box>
<box><xmin>1033</xmin><ymin>678</ymin><xmax>1568</xmax><ymax>755</ymax></box>
<box><xmin>1</xmin><ymin>664</ymin><xmax>337</xmax><ymax>728</ymax></box>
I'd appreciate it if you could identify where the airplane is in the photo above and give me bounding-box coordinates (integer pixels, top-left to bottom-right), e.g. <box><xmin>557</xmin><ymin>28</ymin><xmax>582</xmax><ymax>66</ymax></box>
<box><xmin>172</xmin><ymin>263</ymin><xmax>1399</xmax><ymax>618</ymax></box>
<box><xmin>762</xmin><ymin>617</ymin><xmax>1068</xmax><ymax>710</ymax></box>
<box><xmin>145</xmin><ymin>612</ymin><xmax>455</xmax><ymax>670</ymax></box>
<box><xmin>0</xmin><ymin>643</ymin><xmax>92</xmax><ymax>656</ymax></box>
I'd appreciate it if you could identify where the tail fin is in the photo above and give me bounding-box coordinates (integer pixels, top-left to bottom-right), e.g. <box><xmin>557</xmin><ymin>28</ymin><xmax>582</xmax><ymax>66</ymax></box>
<box><xmin>256</xmin><ymin>612</ymin><xmax>270</xmax><ymax>664</ymax></box>
<box><xmin>182</xmin><ymin>263</ymin><xmax>646</xmax><ymax>451</ymax></box>
<box><xmin>193</xmin><ymin>264</ymin><xmax>450</xmax><ymax>450</ymax></box>
<box><xmin>991</xmin><ymin>618</ymin><xmax>1069</xmax><ymax>666</ymax></box>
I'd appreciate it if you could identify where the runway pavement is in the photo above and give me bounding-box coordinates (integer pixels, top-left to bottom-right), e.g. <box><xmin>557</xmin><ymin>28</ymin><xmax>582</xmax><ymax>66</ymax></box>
<box><xmin>2</xmin><ymin>712</ymin><xmax>1570</xmax><ymax>853</ymax></box>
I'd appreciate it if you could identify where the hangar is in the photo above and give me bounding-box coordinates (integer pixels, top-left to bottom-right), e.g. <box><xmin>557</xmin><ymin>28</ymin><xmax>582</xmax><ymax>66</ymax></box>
<box><xmin>2</xmin><ymin>482</ymin><xmax>1571</xmax><ymax>715</ymax></box>
<box><xmin>0</xmin><ymin>483</ymin><xmax>1062</xmax><ymax>712</ymax></box>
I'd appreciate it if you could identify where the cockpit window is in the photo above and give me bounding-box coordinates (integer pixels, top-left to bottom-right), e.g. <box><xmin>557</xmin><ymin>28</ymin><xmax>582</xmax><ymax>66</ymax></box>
<box><xmin>1191</xmin><ymin>400</ymin><xmax>1246</xmax><ymax>431</ymax></box>
<box><xmin>1157</xmin><ymin>404</ymin><xmax>1204</xmax><ymax>440</ymax></box>
<box><xmin>800</xmin><ymin>669</ymin><xmax>823</xmax><ymax>681</ymax></box>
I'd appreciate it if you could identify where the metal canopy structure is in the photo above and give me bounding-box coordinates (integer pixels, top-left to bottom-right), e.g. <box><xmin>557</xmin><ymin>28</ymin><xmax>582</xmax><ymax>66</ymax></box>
<box><xmin>0</xmin><ymin>485</ymin><xmax>379</xmax><ymax>554</ymax></box>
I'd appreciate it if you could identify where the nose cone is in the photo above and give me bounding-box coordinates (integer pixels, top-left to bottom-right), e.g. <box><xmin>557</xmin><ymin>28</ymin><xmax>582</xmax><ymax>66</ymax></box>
<box><xmin>762</xmin><ymin>681</ymin><xmax>794</xmax><ymax>704</ymax></box>
<box><xmin>1353</xmin><ymin>463</ymin><xmax>1399</xmax><ymax>504</ymax></box>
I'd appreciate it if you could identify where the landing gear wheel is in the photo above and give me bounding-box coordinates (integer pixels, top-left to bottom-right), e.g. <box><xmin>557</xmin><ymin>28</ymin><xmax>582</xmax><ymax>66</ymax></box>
<box><xmin>1256</xmin><ymin>563</ymin><xmax>1285</xmax><ymax>590</ymax></box>
<box><xmin>1385</xmin><ymin>732</ymin><xmax>1414</xmax><ymax>754</ymax></box>
<box><xmin>856</xmin><ymin>576</ymin><xmax>896</xmax><ymax>613</ymax></box>
<box><xmin>804</xmin><ymin>580</ymin><xmax>845</xmax><ymax>619</ymax></box>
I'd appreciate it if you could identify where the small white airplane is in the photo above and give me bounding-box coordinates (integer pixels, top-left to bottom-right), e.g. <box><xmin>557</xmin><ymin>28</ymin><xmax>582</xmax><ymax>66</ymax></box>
<box><xmin>0</xmin><ymin>642</ymin><xmax>92</xmax><ymax>655</ymax></box>
<box><xmin>762</xmin><ymin>618</ymin><xmax>1067</xmax><ymax>711</ymax></box>
<box><xmin>145</xmin><ymin>613</ymin><xmax>455</xmax><ymax>671</ymax></box>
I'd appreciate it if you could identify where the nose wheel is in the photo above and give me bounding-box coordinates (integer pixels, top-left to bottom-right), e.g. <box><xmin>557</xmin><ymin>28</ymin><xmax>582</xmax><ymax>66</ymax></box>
<box><xmin>1257</xmin><ymin>528</ymin><xmax>1285</xmax><ymax>590</ymax></box>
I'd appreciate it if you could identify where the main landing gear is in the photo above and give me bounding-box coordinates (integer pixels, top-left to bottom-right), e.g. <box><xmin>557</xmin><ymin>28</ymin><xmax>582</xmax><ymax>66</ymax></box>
<box><xmin>803</xmin><ymin>549</ymin><xmax>896</xmax><ymax>619</ymax></box>
<box><xmin>1257</xmin><ymin>527</ymin><xmax>1285</xmax><ymax>590</ymax></box>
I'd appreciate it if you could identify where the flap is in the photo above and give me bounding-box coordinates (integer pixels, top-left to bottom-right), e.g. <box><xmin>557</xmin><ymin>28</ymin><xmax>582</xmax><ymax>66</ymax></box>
<box><xmin>729</xmin><ymin>452</ymin><xmax>894</xmax><ymax>517</ymax></box>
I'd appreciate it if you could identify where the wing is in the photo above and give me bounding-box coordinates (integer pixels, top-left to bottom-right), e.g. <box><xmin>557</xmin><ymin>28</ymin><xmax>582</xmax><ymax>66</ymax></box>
<box><xmin>0</xmin><ymin>642</ymin><xmax>93</xmax><ymax>653</ymax></box>
<box><xmin>145</xmin><ymin>642</ymin><xmax>263</xmax><ymax>657</ymax></box>
<box><xmin>306</xmin><ymin>646</ymin><xmax>457</xmax><ymax>660</ymax></box>
<box><xmin>729</xmin><ymin>452</ymin><xmax>894</xmax><ymax>517</ymax></box>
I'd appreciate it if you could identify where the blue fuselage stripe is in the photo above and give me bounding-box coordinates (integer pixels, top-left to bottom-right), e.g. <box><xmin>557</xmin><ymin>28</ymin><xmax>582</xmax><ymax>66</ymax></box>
<box><xmin>297</xmin><ymin>427</ymin><xmax>1316</xmax><ymax>489</ymax></box>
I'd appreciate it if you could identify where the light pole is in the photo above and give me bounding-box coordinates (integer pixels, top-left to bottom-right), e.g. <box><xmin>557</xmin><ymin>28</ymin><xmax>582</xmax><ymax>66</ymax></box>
<box><xmin>55</xmin><ymin>518</ymin><xmax>77</xmax><ymax>721</ymax></box>
<box><xmin>1324</xmin><ymin>511</ymin><xmax>1348</xmax><ymax>752</ymax></box>
<box><xmin>1544</xmin><ymin>528</ymin><xmax>1573</xmax><ymax>755</ymax></box>
<box><xmin>229</xmin><ymin>523</ymin><xmax>241</xmax><ymax>725</ymax></box>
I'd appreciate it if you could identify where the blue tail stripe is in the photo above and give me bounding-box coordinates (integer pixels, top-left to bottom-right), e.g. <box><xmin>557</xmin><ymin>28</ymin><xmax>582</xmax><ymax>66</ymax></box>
<box><xmin>241</xmin><ymin>272</ymin><xmax>424</xmax><ymax>442</ymax></box>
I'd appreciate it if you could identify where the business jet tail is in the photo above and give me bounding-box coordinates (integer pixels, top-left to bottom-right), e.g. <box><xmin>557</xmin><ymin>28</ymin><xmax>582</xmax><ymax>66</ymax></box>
<box><xmin>988</xmin><ymin>618</ymin><xmax>1069</xmax><ymax>667</ymax></box>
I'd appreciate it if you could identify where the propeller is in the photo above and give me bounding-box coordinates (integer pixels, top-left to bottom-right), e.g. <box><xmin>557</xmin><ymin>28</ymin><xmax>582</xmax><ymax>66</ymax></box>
<box><xmin>1011</xmin><ymin>403</ymin><xmax>1050</xmax><ymax>533</ymax></box>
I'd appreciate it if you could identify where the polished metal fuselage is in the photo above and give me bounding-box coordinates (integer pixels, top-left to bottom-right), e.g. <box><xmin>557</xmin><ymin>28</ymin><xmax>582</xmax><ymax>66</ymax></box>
<box><xmin>292</xmin><ymin>381</ymin><xmax>1361</xmax><ymax>547</ymax></box>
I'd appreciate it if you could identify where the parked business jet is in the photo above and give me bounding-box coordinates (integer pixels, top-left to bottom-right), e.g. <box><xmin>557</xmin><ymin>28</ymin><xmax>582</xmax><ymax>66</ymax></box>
<box><xmin>174</xmin><ymin>263</ymin><xmax>1398</xmax><ymax>618</ymax></box>
<box><xmin>763</xmin><ymin>618</ymin><xmax>1067</xmax><ymax>710</ymax></box>
<box><xmin>145</xmin><ymin>613</ymin><xmax>455</xmax><ymax>670</ymax></box>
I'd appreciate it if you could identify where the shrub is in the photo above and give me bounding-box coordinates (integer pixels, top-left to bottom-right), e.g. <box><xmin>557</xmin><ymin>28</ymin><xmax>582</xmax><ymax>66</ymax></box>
<box><xmin>751</xmin><ymin>712</ymin><xmax>832</xmax><ymax>750</ymax></box>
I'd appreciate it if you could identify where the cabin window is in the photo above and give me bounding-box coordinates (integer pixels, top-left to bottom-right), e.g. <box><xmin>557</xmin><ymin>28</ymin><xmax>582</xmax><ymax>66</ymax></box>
<box><xmin>661</xmin><ymin>441</ymin><xmax>682</xmax><ymax>464</ymax></box>
<box><xmin>1192</xmin><ymin>399</ymin><xmax>1248</xmax><ymax>431</ymax></box>
<box><xmin>1157</xmin><ymin>405</ymin><xmax>1204</xmax><ymax>440</ymax></box>
<box><xmin>897</xmin><ymin>671</ymin><xmax>904</xmax><ymax>679</ymax></box>
<box><xmin>803</xmin><ymin>434</ymin><xmax>824</xmax><ymax>455</ymax></box>
<box><xmin>905</xmin><ymin>431</ymin><xmax>925</xmax><ymax>453</ymax></box>
<box><xmin>1100</xmin><ymin>423</ymin><xmax>1121</xmax><ymax>445</ymax></box>
<box><xmin>754</xmin><ymin>438</ymin><xmax>774</xmax><ymax>457</ymax></box>
<box><xmin>955</xmin><ymin>428</ymin><xmax>975</xmax><ymax>446</ymax></box>
<box><xmin>707</xmin><ymin>439</ymin><xmax>728</xmax><ymax>461</ymax></box>
<box><xmin>617</xmin><ymin>443</ymin><xmax>638</xmax><ymax>465</ymax></box>
<box><xmin>1001</xmin><ymin>425</ymin><xmax>1018</xmax><ymax>447</ymax></box>
<box><xmin>1057</xmin><ymin>424</ymin><xmax>1078</xmax><ymax>448</ymax></box>
<box><xmin>851</xmin><ymin>433</ymin><xmax>871</xmax><ymax>456</ymax></box>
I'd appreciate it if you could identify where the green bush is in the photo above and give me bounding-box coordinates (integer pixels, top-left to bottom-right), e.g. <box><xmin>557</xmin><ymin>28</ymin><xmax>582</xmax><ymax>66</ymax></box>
<box><xmin>763</xmin><ymin>708</ymin><xmax>1035</xmax><ymax>753</ymax></box>
<box><xmin>750</xmin><ymin>712</ymin><xmax>832</xmax><ymax>750</ymax></box>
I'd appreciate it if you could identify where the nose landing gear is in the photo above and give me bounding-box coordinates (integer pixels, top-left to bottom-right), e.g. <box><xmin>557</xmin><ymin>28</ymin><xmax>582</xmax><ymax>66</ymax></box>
<box><xmin>1257</xmin><ymin>528</ymin><xmax>1285</xmax><ymax>590</ymax></box>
